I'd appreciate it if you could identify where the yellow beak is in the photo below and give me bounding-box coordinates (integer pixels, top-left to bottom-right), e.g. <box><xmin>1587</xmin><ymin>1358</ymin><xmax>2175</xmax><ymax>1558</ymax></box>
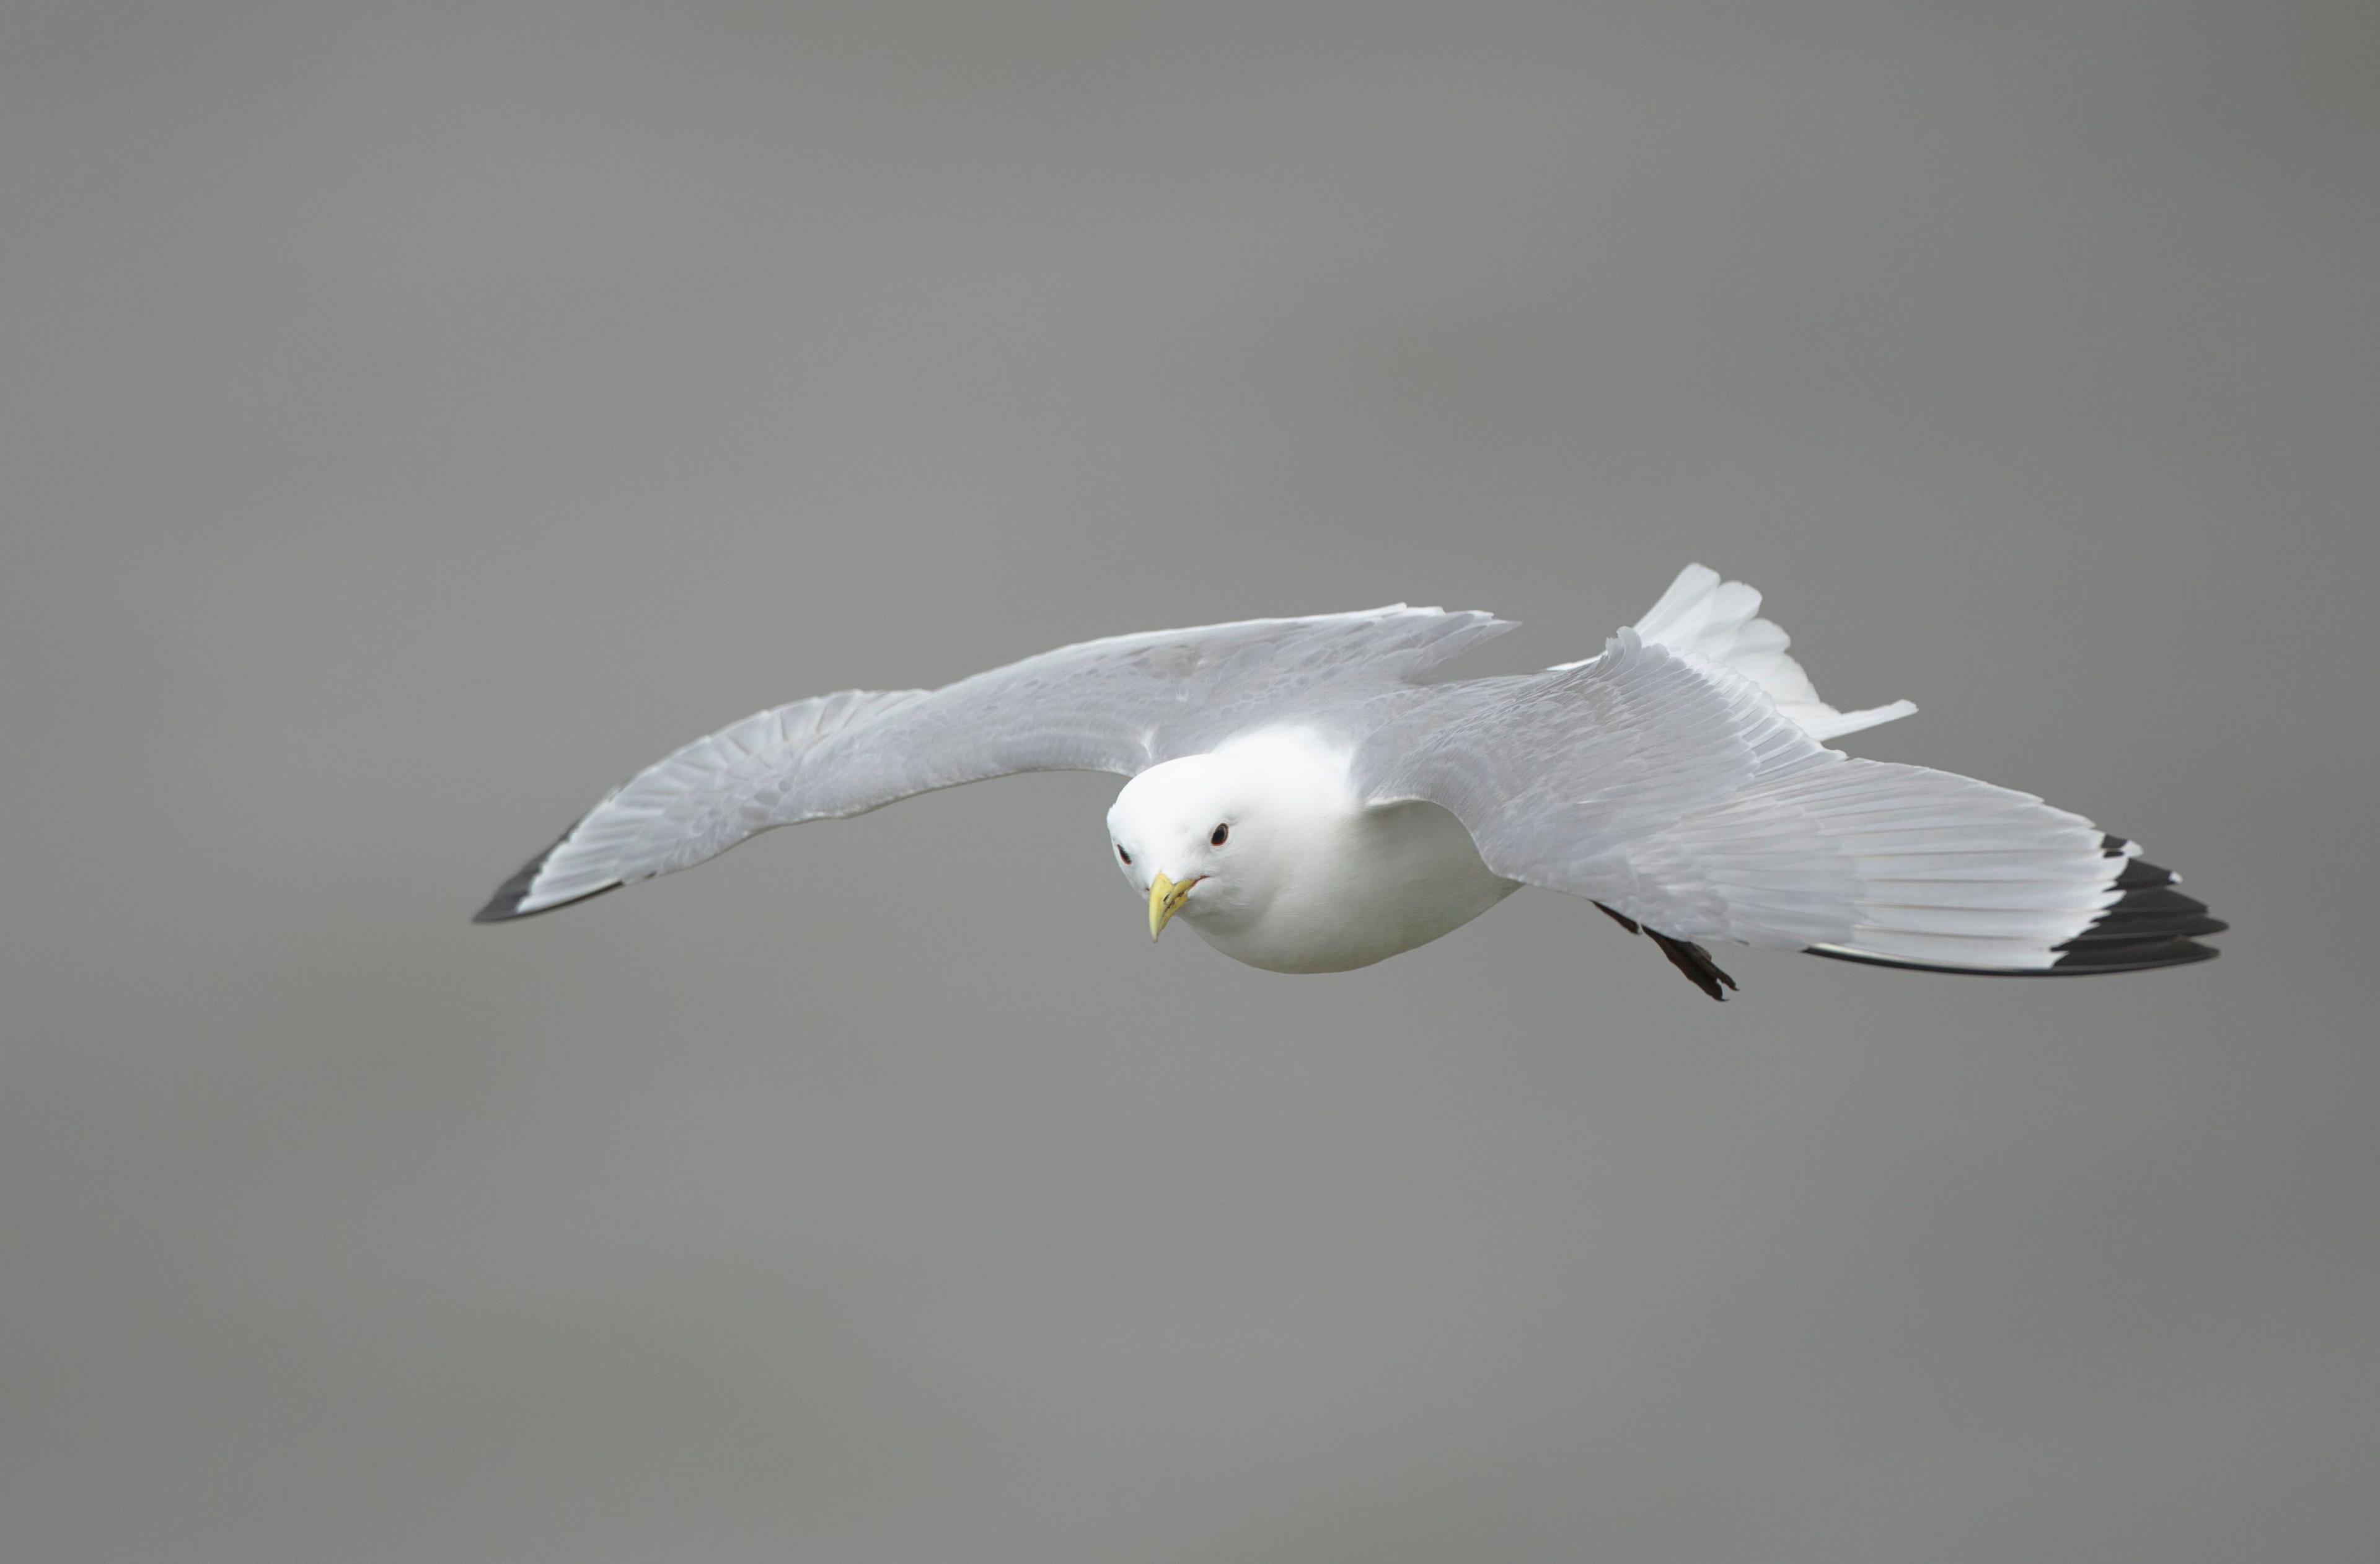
<box><xmin>1147</xmin><ymin>872</ymin><xmax>1199</xmax><ymax>941</ymax></box>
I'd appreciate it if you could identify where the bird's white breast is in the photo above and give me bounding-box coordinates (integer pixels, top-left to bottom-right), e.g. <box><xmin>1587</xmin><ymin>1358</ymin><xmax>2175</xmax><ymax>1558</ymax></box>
<box><xmin>1184</xmin><ymin>791</ymin><xmax>1521</xmax><ymax>974</ymax></box>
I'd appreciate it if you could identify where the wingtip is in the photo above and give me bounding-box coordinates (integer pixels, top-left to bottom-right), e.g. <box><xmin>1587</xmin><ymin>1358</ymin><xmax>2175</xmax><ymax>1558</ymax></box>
<box><xmin>2046</xmin><ymin>837</ymin><xmax>2228</xmax><ymax>970</ymax></box>
<box><xmin>472</xmin><ymin>845</ymin><xmax>552</xmax><ymax>923</ymax></box>
<box><xmin>1803</xmin><ymin>831</ymin><xmax>2226</xmax><ymax>977</ymax></box>
<box><xmin>471</xmin><ymin>828</ymin><xmax>619</xmax><ymax>925</ymax></box>
<box><xmin>2048</xmin><ymin>936</ymin><xmax>2223</xmax><ymax>972</ymax></box>
<box><xmin>471</xmin><ymin>872</ymin><xmax>623</xmax><ymax>924</ymax></box>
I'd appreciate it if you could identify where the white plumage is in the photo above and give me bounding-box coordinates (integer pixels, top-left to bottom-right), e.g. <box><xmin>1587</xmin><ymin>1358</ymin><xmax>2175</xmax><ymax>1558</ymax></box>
<box><xmin>478</xmin><ymin>566</ymin><xmax>2222</xmax><ymax>998</ymax></box>
<box><xmin>1612</xmin><ymin>562</ymin><xmax>1916</xmax><ymax>740</ymax></box>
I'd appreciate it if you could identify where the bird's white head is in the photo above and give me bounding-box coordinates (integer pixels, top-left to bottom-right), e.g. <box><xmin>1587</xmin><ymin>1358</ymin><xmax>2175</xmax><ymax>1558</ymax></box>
<box><xmin>1106</xmin><ymin>734</ymin><xmax>1351</xmax><ymax>942</ymax></box>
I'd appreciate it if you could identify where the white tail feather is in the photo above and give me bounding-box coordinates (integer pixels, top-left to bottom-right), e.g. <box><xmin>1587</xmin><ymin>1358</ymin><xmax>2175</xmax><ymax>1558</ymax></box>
<box><xmin>1600</xmin><ymin>564</ymin><xmax>1917</xmax><ymax>741</ymax></box>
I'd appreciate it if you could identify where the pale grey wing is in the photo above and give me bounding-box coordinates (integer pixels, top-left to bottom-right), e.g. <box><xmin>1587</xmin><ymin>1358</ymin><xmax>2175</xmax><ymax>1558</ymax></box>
<box><xmin>1356</xmin><ymin>631</ymin><xmax>2223</xmax><ymax>975</ymax></box>
<box><xmin>476</xmin><ymin>606</ymin><xmax>1513</xmax><ymax>920</ymax></box>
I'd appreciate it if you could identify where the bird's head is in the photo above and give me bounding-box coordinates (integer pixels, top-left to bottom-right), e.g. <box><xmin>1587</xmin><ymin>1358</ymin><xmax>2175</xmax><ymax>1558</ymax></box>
<box><xmin>1106</xmin><ymin>752</ymin><xmax>1276</xmax><ymax>940</ymax></box>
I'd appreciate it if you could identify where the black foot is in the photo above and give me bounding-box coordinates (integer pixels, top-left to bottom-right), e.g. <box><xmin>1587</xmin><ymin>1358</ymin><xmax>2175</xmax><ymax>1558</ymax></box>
<box><xmin>1596</xmin><ymin>903</ymin><xmax>1738</xmax><ymax>1001</ymax></box>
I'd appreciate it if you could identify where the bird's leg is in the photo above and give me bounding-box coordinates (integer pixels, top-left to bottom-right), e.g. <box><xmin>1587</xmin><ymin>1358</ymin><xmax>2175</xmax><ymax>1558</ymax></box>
<box><xmin>1645</xmin><ymin>928</ymin><xmax>1737</xmax><ymax>1001</ymax></box>
<box><xmin>1596</xmin><ymin>902</ymin><xmax>1735</xmax><ymax>1000</ymax></box>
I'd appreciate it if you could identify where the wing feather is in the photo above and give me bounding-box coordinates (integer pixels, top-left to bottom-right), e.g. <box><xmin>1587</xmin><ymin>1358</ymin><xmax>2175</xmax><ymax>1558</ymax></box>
<box><xmin>1359</xmin><ymin>630</ymin><xmax>2219</xmax><ymax>974</ymax></box>
<box><xmin>477</xmin><ymin>607</ymin><xmax>1514</xmax><ymax>919</ymax></box>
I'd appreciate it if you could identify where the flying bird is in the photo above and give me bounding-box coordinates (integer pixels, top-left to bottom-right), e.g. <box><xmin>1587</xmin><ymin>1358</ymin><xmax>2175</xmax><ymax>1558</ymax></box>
<box><xmin>475</xmin><ymin>565</ymin><xmax>2223</xmax><ymax>998</ymax></box>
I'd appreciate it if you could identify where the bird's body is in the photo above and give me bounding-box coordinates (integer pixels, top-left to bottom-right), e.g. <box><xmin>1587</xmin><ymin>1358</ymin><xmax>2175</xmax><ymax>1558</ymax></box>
<box><xmin>1113</xmin><ymin>731</ymin><xmax>1521</xmax><ymax>973</ymax></box>
<box><xmin>477</xmin><ymin>565</ymin><xmax>2223</xmax><ymax>998</ymax></box>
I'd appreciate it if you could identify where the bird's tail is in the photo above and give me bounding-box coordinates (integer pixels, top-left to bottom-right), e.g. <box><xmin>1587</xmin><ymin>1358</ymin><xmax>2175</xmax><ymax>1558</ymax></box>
<box><xmin>1593</xmin><ymin>563</ymin><xmax>1919</xmax><ymax>740</ymax></box>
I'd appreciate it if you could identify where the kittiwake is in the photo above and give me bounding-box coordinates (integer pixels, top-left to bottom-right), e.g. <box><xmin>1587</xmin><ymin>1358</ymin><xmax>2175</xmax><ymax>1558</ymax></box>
<box><xmin>474</xmin><ymin>565</ymin><xmax>2224</xmax><ymax>998</ymax></box>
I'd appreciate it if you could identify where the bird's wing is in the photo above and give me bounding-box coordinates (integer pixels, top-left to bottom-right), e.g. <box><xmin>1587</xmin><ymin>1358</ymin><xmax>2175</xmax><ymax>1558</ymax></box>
<box><xmin>477</xmin><ymin>606</ymin><xmax>1512</xmax><ymax>920</ymax></box>
<box><xmin>1357</xmin><ymin>578</ymin><xmax>2219</xmax><ymax>975</ymax></box>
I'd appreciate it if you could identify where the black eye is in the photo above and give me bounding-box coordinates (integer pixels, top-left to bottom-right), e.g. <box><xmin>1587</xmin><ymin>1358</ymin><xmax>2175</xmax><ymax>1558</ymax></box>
<box><xmin>1210</xmin><ymin>823</ymin><xmax>1230</xmax><ymax>846</ymax></box>
<box><xmin>1117</xmin><ymin>845</ymin><xmax>1131</xmax><ymax>864</ymax></box>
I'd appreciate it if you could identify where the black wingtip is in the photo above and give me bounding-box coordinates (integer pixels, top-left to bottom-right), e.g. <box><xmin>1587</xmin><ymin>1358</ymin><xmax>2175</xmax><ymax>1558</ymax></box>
<box><xmin>2112</xmin><ymin>857</ymin><xmax>2174</xmax><ymax>890</ymax></box>
<box><xmin>1804</xmin><ymin>832</ymin><xmax>2226</xmax><ymax>977</ymax></box>
<box><xmin>471</xmin><ymin>827</ymin><xmax>620</xmax><ymax>924</ymax></box>
<box><xmin>2048</xmin><ymin>884</ymin><xmax>2227</xmax><ymax>970</ymax></box>
<box><xmin>2047</xmin><ymin>936</ymin><xmax>2223</xmax><ymax>972</ymax></box>
<box><xmin>2045</xmin><ymin>835</ymin><xmax>2225</xmax><ymax>970</ymax></box>
<box><xmin>472</xmin><ymin>849</ymin><xmax>549</xmax><ymax>923</ymax></box>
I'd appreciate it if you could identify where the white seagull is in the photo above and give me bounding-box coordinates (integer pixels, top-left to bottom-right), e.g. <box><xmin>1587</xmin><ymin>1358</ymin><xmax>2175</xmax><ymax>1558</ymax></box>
<box><xmin>475</xmin><ymin>565</ymin><xmax>2223</xmax><ymax>998</ymax></box>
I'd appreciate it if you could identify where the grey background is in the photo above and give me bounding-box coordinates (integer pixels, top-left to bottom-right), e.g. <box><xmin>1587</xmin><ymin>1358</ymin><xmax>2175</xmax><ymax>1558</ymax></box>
<box><xmin>4</xmin><ymin>2</ymin><xmax>2374</xmax><ymax>1560</ymax></box>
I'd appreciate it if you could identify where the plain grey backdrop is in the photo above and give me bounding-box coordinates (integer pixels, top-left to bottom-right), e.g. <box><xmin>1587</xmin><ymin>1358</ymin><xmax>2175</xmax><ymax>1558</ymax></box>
<box><xmin>4</xmin><ymin>2</ymin><xmax>2374</xmax><ymax>1560</ymax></box>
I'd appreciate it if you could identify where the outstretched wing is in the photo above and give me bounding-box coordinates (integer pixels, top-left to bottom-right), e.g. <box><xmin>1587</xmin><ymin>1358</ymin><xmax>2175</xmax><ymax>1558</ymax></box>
<box><xmin>476</xmin><ymin>606</ymin><xmax>1512</xmax><ymax>920</ymax></box>
<box><xmin>1359</xmin><ymin>602</ymin><xmax>2221</xmax><ymax>976</ymax></box>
